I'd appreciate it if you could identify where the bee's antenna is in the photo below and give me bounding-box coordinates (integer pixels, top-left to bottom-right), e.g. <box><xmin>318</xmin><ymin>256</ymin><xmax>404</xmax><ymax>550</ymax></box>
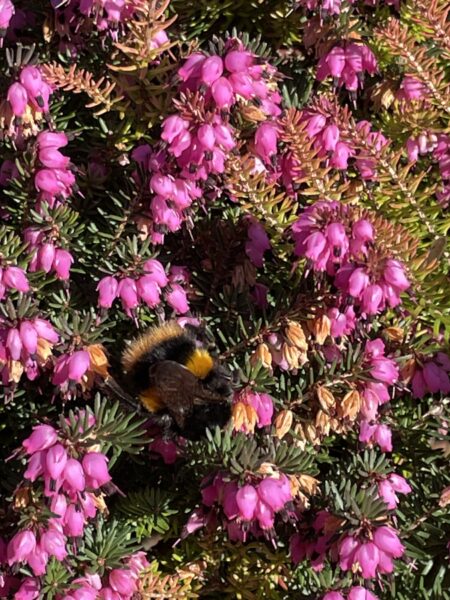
<box><xmin>102</xmin><ymin>376</ymin><xmax>142</xmax><ymax>414</ymax></box>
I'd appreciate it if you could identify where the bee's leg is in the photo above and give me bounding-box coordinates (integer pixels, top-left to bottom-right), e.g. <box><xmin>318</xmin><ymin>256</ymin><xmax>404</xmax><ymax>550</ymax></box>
<box><xmin>150</xmin><ymin>412</ymin><xmax>177</xmax><ymax>439</ymax></box>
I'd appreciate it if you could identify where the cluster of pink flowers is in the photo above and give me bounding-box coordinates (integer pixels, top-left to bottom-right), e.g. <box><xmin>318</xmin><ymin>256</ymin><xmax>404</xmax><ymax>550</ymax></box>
<box><xmin>232</xmin><ymin>388</ymin><xmax>274</xmax><ymax>432</ymax></box>
<box><xmin>302</xmin><ymin>110</ymin><xmax>353</xmax><ymax>170</ymax></box>
<box><xmin>292</xmin><ymin>202</ymin><xmax>410</xmax><ymax>321</ymax></box>
<box><xmin>50</xmin><ymin>0</ymin><xmax>148</xmax><ymax>37</ymax></box>
<box><xmin>201</xmin><ymin>470</ymin><xmax>293</xmax><ymax>540</ymax></box>
<box><xmin>411</xmin><ymin>352</ymin><xmax>450</xmax><ymax>398</ymax></box>
<box><xmin>339</xmin><ymin>525</ymin><xmax>405</xmax><ymax>578</ymax></box>
<box><xmin>354</xmin><ymin>121</ymin><xmax>389</xmax><ymax>181</ymax></box>
<box><xmin>4</xmin><ymin>422</ymin><xmax>110</xmax><ymax>591</ymax></box>
<box><xmin>25</xmin><ymin>227</ymin><xmax>73</xmax><ymax>281</ymax></box>
<box><xmin>133</xmin><ymin>40</ymin><xmax>282</xmax><ymax>243</ymax></box>
<box><xmin>378</xmin><ymin>472</ymin><xmax>412</xmax><ymax>509</ymax></box>
<box><xmin>4</xmin><ymin>65</ymin><xmax>52</xmax><ymax>139</ymax></box>
<box><xmin>323</xmin><ymin>588</ymin><xmax>379</xmax><ymax>600</ymax></box>
<box><xmin>97</xmin><ymin>260</ymin><xmax>189</xmax><ymax>317</ymax></box>
<box><xmin>52</xmin><ymin>349</ymin><xmax>93</xmax><ymax>388</ymax></box>
<box><xmin>61</xmin><ymin>552</ymin><xmax>149</xmax><ymax>600</ymax></box>
<box><xmin>0</xmin><ymin>317</ymin><xmax>58</xmax><ymax>385</ymax></box>
<box><xmin>5</xmin><ymin>551</ymin><xmax>148</xmax><ymax>599</ymax></box>
<box><xmin>0</xmin><ymin>0</ymin><xmax>14</xmax><ymax>46</ymax></box>
<box><xmin>359</xmin><ymin>338</ymin><xmax>399</xmax><ymax>451</ymax></box>
<box><xmin>404</xmin><ymin>131</ymin><xmax>449</xmax><ymax>207</ymax></box>
<box><xmin>34</xmin><ymin>131</ymin><xmax>75</xmax><ymax>208</ymax></box>
<box><xmin>317</xmin><ymin>44</ymin><xmax>378</xmax><ymax>92</ymax></box>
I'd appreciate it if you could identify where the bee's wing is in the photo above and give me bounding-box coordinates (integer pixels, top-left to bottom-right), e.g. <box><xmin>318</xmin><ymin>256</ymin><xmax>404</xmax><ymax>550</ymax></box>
<box><xmin>150</xmin><ymin>361</ymin><xmax>197</xmax><ymax>429</ymax></box>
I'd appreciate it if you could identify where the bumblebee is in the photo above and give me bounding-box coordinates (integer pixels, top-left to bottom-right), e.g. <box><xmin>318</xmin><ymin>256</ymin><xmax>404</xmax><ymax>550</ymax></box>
<box><xmin>119</xmin><ymin>321</ymin><xmax>233</xmax><ymax>440</ymax></box>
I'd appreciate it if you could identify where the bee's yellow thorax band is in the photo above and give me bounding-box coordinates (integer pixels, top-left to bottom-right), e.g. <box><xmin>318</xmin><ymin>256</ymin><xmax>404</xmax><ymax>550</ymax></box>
<box><xmin>139</xmin><ymin>387</ymin><xmax>164</xmax><ymax>412</ymax></box>
<box><xmin>185</xmin><ymin>349</ymin><xmax>214</xmax><ymax>379</ymax></box>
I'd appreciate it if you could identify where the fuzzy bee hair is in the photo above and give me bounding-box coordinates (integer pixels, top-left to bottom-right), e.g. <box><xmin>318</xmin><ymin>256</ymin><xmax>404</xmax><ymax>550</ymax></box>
<box><xmin>121</xmin><ymin>321</ymin><xmax>233</xmax><ymax>439</ymax></box>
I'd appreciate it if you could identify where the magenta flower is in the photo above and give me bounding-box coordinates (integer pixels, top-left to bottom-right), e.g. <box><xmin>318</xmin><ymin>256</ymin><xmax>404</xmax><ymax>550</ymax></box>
<box><xmin>150</xmin><ymin>438</ymin><xmax>178</xmax><ymax>464</ymax></box>
<box><xmin>97</xmin><ymin>276</ymin><xmax>119</xmax><ymax>308</ymax></box>
<box><xmin>355</xmin><ymin>541</ymin><xmax>380</xmax><ymax>578</ymax></box>
<box><xmin>7</xmin><ymin>530</ymin><xmax>36</xmax><ymax>565</ymax></box>
<box><xmin>53</xmin><ymin>249</ymin><xmax>73</xmax><ymax>280</ymax></box>
<box><xmin>45</xmin><ymin>443</ymin><xmax>68</xmax><ymax>480</ymax></box>
<box><xmin>63</xmin><ymin>458</ymin><xmax>86</xmax><ymax>492</ymax></box>
<box><xmin>338</xmin><ymin>535</ymin><xmax>359</xmax><ymax>570</ymax></box>
<box><xmin>63</xmin><ymin>504</ymin><xmax>85</xmax><ymax>537</ymax></box>
<box><xmin>7</xmin><ymin>82</ymin><xmax>28</xmax><ymax>116</ymax></box>
<box><xmin>348</xmin><ymin>587</ymin><xmax>380</xmax><ymax>600</ymax></box>
<box><xmin>236</xmin><ymin>484</ymin><xmax>258</xmax><ymax>521</ymax></box>
<box><xmin>33</xmin><ymin>318</ymin><xmax>59</xmax><ymax>343</ymax></box>
<box><xmin>27</xmin><ymin>545</ymin><xmax>48</xmax><ymax>576</ymax></box>
<box><xmin>82</xmin><ymin>452</ymin><xmax>111</xmax><ymax>488</ymax></box>
<box><xmin>255</xmin><ymin>499</ymin><xmax>275</xmax><ymax>529</ymax></box>
<box><xmin>40</xmin><ymin>529</ymin><xmax>67</xmax><ymax>561</ymax></box>
<box><xmin>3</xmin><ymin>266</ymin><xmax>29</xmax><ymax>293</ymax></box>
<box><xmin>137</xmin><ymin>276</ymin><xmax>161</xmax><ymax>308</ymax></box>
<box><xmin>166</xmin><ymin>283</ymin><xmax>189</xmax><ymax>314</ymax></box>
<box><xmin>23</xmin><ymin>425</ymin><xmax>58</xmax><ymax>454</ymax></box>
<box><xmin>254</xmin><ymin>122</ymin><xmax>278</xmax><ymax>163</ymax></box>
<box><xmin>211</xmin><ymin>77</ymin><xmax>234</xmax><ymax>109</ymax></box>
<box><xmin>257</xmin><ymin>476</ymin><xmax>291</xmax><ymax>512</ymax></box>
<box><xmin>68</xmin><ymin>350</ymin><xmax>90</xmax><ymax>382</ymax></box>
<box><xmin>14</xmin><ymin>577</ymin><xmax>40</xmax><ymax>600</ymax></box>
<box><xmin>24</xmin><ymin>451</ymin><xmax>45</xmax><ymax>482</ymax></box>
<box><xmin>373</xmin><ymin>526</ymin><xmax>404</xmax><ymax>558</ymax></box>
<box><xmin>222</xmin><ymin>481</ymin><xmax>239</xmax><ymax>519</ymax></box>
<box><xmin>109</xmin><ymin>568</ymin><xmax>136</xmax><ymax>596</ymax></box>
<box><xmin>201</xmin><ymin>56</ymin><xmax>224</xmax><ymax>85</ymax></box>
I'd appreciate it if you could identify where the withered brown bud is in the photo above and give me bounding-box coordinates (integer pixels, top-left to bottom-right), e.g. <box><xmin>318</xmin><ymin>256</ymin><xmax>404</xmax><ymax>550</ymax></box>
<box><xmin>274</xmin><ymin>409</ymin><xmax>293</xmax><ymax>439</ymax></box>
<box><xmin>316</xmin><ymin>385</ymin><xmax>336</xmax><ymax>411</ymax></box>
<box><xmin>312</xmin><ymin>315</ymin><xmax>331</xmax><ymax>345</ymax></box>
<box><xmin>338</xmin><ymin>390</ymin><xmax>361</xmax><ymax>421</ymax></box>
<box><xmin>250</xmin><ymin>343</ymin><xmax>273</xmax><ymax>369</ymax></box>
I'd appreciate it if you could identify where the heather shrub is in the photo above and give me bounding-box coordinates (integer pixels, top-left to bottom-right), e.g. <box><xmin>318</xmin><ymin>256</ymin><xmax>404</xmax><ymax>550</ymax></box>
<box><xmin>0</xmin><ymin>0</ymin><xmax>449</xmax><ymax>598</ymax></box>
